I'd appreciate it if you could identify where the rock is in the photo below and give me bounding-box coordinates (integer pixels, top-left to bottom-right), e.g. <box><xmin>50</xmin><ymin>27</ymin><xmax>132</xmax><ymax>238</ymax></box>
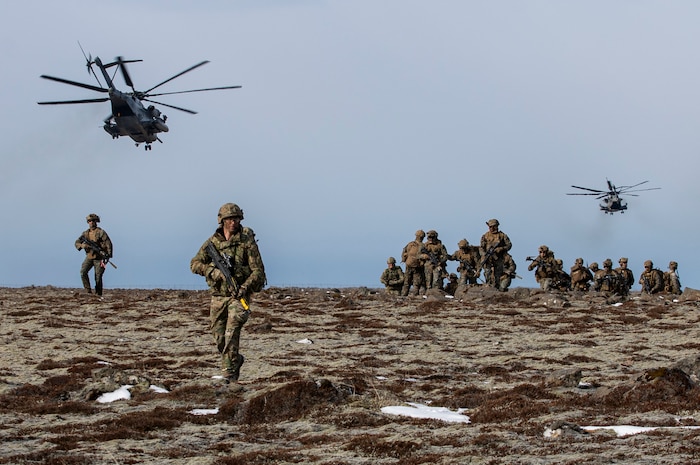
<box><xmin>546</xmin><ymin>368</ymin><xmax>582</xmax><ymax>388</ymax></box>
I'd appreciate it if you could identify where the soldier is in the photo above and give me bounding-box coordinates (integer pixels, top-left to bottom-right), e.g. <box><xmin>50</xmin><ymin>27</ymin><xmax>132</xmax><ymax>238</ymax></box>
<box><xmin>664</xmin><ymin>261</ymin><xmax>682</xmax><ymax>295</ymax></box>
<box><xmin>190</xmin><ymin>203</ymin><xmax>266</xmax><ymax>385</ymax></box>
<box><xmin>479</xmin><ymin>219</ymin><xmax>512</xmax><ymax>288</ymax></box>
<box><xmin>527</xmin><ymin>245</ymin><xmax>558</xmax><ymax>291</ymax></box>
<box><xmin>639</xmin><ymin>260</ymin><xmax>664</xmax><ymax>294</ymax></box>
<box><xmin>499</xmin><ymin>252</ymin><xmax>517</xmax><ymax>291</ymax></box>
<box><xmin>75</xmin><ymin>213</ymin><xmax>113</xmax><ymax>296</ymax></box>
<box><xmin>401</xmin><ymin>230</ymin><xmax>426</xmax><ymax>296</ymax></box>
<box><xmin>422</xmin><ymin>230</ymin><xmax>449</xmax><ymax>290</ymax></box>
<box><xmin>448</xmin><ymin>239</ymin><xmax>481</xmax><ymax>287</ymax></box>
<box><xmin>444</xmin><ymin>273</ymin><xmax>459</xmax><ymax>296</ymax></box>
<box><xmin>615</xmin><ymin>257</ymin><xmax>634</xmax><ymax>293</ymax></box>
<box><xmin>380</xmin><ymin>257</ymin><xmax>404</xmax><ymax>295</ymax></box>
<box><xmin>570</xmin><ymin>258</ymin><xmax>593</xmax><ymax>291</ymax></box>
<box><xmin>589</xmin><ymin>262</ymin><xmax>600</xmax><ymax>291</ymax></box>
<box><xmin>594</xmin><ymin>258</ymin><xmax>622</xmax><ymax>295</ymax></box>
<box><xmin>552</xmin><ymin>259</ymin><xmax>571</xmax><ymax>291</ymax></box>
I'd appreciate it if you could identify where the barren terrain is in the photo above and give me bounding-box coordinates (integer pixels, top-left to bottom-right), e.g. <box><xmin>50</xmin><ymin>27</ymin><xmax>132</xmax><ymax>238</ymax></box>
<box><xmin>2</xmin><ymin>285</ymin><xmax>700</xmax><ymax>464</ymax></box>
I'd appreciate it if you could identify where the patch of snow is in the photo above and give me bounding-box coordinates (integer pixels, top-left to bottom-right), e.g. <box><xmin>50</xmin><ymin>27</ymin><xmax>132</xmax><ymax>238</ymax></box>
<box><xmin>189</xmin><ymin>408</ymin><xmax>219</xmax><ymax>416</ymax></box>
<box><xmin>149</xmin><ymin>385</ymin><xmax>169</xmax><ymax>394</ymax></box>
<box><xmin>296</xmin><ymin>338</ymin><xmax>314</xmax><ymax>344</ymax></box>
<box><xmin>96</xmin><ymin>385</ymin><xmax>133</xmax><ymax>403</ymax></box>
<box><xmin>381</xmin><ymin>402</ymin><xmax>470</xmax><ymax>423</ymax></box>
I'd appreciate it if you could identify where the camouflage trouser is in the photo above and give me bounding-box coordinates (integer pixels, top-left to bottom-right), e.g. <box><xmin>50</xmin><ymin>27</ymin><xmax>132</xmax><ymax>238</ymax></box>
<box><xmin>210</xmin><ymin>296</ymin><xmax>250</xmax><ymax>377</ymax></box>
<box><xmin>499</xmin><ymin>275</ymin><xmax>512</xmax><ymax>292</ymax></box>
<box><xmin>402</xmin><ymin>266</ymin><xmax>424</xmax><ymax>296</ymax></box>
<box><xmin>80</xmin><ymin>257</ymin><xmax>106</xmax><ymax>295</ymax></box>
<box><xmin>483</xmin><ymin>260</ymin><xmax>504</xmax><ymax>288</ymax></box>
<box><xmin>458</xmin><ymin>269</ymin><xmax>479</xmax><ymax>286</ymax></box>
<box><xmin>424</xmin><ymin>264</ymin><xmax>444</xmax><ymax>290</ymax></box>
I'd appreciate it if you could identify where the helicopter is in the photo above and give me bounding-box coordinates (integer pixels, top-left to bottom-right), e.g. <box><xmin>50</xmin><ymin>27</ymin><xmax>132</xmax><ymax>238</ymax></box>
<box><xmin>38</xmin><ymin>50</ymin><xmax>241</xmax><ymax>150</ymax></box>
<box><xmin>566</xmin><ymin>179</ymin><xmax>660</xmax><ymax>214</ymax></box>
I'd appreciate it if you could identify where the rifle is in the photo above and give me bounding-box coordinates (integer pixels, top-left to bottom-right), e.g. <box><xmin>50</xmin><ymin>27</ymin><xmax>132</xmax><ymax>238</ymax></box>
<box><xmin>479</xmin><ymin>245</ymin><xmax>498</xmax><ymax>269</ymax></box>
<box><xmin>78</xmin><ymin>236</ymin><xmax>116</xmax><ymax>269</ymax></box>
<box><xmin>205</xmin><ymin>241</ymin><xmax>250</xmax><ymax>311</ymax></box>
<box><xmin>641</xmin><ymin>275</ymin><xmax>651</xmax><ymax>293</ymax></box>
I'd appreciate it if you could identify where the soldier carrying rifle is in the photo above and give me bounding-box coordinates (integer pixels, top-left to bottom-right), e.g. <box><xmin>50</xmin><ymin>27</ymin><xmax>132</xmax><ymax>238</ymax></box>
<box><xmin>479</xmin><ymin>219</ymin><xmax>512</xmax><ymax>288</ymax></box>
<box><xmin>74</xmin><ymin>213</ymin><xmax>113</xmax><ymax>296</ymax></box>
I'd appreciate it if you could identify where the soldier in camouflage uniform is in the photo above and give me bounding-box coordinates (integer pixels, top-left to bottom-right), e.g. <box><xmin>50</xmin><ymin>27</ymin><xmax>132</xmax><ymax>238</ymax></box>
<box><xmin>479</xmin><ymin>219</ymin><xmax>512</xmax><ymax>288</ymax></box>
<box><xmin>444</xmin><ymin>273</ymin><xmax>459</xmax><ymax>296</ymax></box>
<box><xmin>664</xmin><ymin>261</ymin><xmax>682</xmax><ymax>295</ymax></box>
<box><xmin>190</xmin><ymin>203</ymin><xmax>266</xmax><ymax>384</ymax></box>
<box><xmin>570</xmin><ymin>258</ymin><xmax>593</xmax><ymax>291</ymax></box>
<box><xmin>594</xmin><ymin>258</ymin><xmax>622</xmax><ymax>295</ymax></box>
<box><xmin>527</xmin><ymin>245</ymin><xmax>558</xmax><ymax>291</ymax></box>
<box><xmin>615</xmin><ymin>257</ymin><xmax>634</xmax><ymax>294</ymax></box>
<box><xmin>448</xmin><ymin>239</ymin><xmax>481</xmax><ymax>288</ymax></box>
<box><xmin>421</xmin><ymin>230</ymin><xmax>449</xmax><ymax>290</ymax></box>
<box><xmin>401</xmin><ymin>230</ymin><xmax>426</xmax><ymax>296</ymax></box>
<box><xmin>552</xmin><ymin>259</ymin><xmax>571</xmax><ymax>291</ymax></box>
<box><xmin>380</xmin><ymin>257</ymin><xmax>404</xmax><ymax>295</ymax></box>
<box><xmin>639</xmin><ymin>260</ymin><xmax>664</xmax><ymax>294</ymax></box>
<box><xmin>75</xmin><ymin>213</ymin><xmax>113</xmax><ymax>296</ymax></box>
<box><xmin>499</xmin><ymin>252</ymin><xmax>517</xmax><ymax>291</ymax></box>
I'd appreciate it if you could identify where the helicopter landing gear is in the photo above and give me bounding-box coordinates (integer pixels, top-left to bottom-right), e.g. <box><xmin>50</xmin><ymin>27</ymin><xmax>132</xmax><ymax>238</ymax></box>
<box><xmin>144</xmin><ymin>144</ymin><xmax>152</xmax><ymax>151</ymax></box>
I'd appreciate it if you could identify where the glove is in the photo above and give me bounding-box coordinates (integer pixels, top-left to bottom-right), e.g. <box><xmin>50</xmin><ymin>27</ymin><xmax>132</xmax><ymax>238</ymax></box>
<box><xmin>236</xmin><ymin>285</ymin><xmax>248</xmax><ymax>299</ymax></box>
<box><xmin>208</xmin><ymin>268</ymin><xmax>224</xmax><ymax>283</ymax></box>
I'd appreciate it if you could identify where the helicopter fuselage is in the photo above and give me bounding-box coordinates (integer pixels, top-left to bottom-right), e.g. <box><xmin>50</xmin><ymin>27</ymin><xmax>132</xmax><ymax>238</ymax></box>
<box><xmin>102</xmin><ymin>88</ymin><xmax>168</xmax><ymax>145</ymax></box>
<box><xmin>599</xmin><ymin>194</ymin><xmax>627</xmax><ymax>214</ymax></box>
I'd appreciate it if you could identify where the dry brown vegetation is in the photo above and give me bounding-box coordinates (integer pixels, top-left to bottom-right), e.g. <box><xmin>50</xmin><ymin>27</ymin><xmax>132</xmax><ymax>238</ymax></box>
<box><xmin>2</xmin><ymin>286</ymin><xmax>700</xmax><ymax>464</ymax></box>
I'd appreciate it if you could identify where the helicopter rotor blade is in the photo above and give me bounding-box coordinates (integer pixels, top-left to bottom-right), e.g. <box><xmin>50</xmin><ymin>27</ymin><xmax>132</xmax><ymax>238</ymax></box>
<box><xmin>38</xmin><ymin>97</ymin><xmax>110</xmax><ymax>105</ymax></box>
<box><xmin>146</xmin><ymin>85</ymin><xmax>242</xmax><ymax>97</ymax></box>
<box><xmin>618</xmin><ymin>180</ymin><xmax>649</xmax><ymax>190</ymax></box>
<box><xmin>143</xmin><ymin>61</ymin><xmax>210</xmax><ymax>94</ymax></box>
<box><xmin>40</xmin><ymin>75</ymin><xmax>108</xmax><ymax>93</ymax></box>
<box><xmin>143</xmin><ymin>98</ymin><xmax>198</xmax><ymax>114</ymax></box>
<box><xmin>569</xmin><ymin>185</ymin><xmax>605</xmax><ymax>194</ymax></box>
<box><xmin>116</xmin><ymin>56</ymin><xmax>136</xmax><ymax>92</ymax></box>
<box><xmin>621</xmin><ymin>187</ymin><xmax>661</xmax><ymax>194</ymax></box>
<box><xmin>566</xmin><ymin>192</ymin><xmax>601</xmax><ymax>196</ymax></box>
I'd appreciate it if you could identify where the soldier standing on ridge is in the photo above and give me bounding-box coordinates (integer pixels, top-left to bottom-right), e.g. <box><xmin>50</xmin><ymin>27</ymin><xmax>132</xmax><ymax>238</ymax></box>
<box><xmin>615</xmin><ymin>257</ymin><xmax>634</xmax><ymax>294</ymax></box>
<box><xmin>75</xmin><ymin>213</ymin><xmax>113</xmax><ymax>296</ymax></box>
<box><xmin>664</xmin><ymin>261</ymin><xmax>682</xmax><ymax>295</ymax></box>
<box><xmin>401</xmin><ymin>230</ymin><xmax>426</xmax><ymax>296</ymax></box>
<box><xmin>479</xmin><ymin>219</ymin><xmax>512</xmax><ymax>288</ymax></box>
<box><xmin>422</xmin><ymin>230</ymin><xmax>449</xmax><ymax>290</ymax></box>
<box><xmin>639</xmin><ymin>260</ymin><xmax>664</xmax><ymax>294</ymax></box>
<box><xmin>190</xmin><ymin>203</ymin><xmax>266</xmax><ymax>385</ymax></box>
<box><xmin>380</xmin><ymin>257</ymin><xmax>404</xmax><ymax>295</ymax></box>
<box><xmin>595</xmin><ymin>258</ymin><xmax>622</xmax><ymax>296</ymax></box>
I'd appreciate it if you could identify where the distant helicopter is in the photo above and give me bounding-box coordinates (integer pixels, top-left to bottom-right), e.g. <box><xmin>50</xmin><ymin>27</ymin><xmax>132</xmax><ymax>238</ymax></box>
<box><xmin>38</xmin><ymin>49</ymin><xmax>241</xmax><ymax>150</ymax></box>
<box><xmin>567</xmin><ymin>179</ymin><xmax>660</xmax><ymax>214</ymax></box>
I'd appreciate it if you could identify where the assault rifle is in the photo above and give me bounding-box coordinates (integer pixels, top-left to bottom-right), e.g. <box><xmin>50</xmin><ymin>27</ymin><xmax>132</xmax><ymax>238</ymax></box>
<box><xmin>78</xmin><ymin>236</ymin><xmax>116</xmax><ymax>269</ymax></box>
<box><xmin>206</xmin><ymin>241</ymin><xmax>250</xmax><ymax>311</ymax></box>
<box><xmin>479</xmin><ymin>245</ymin><xmax>498</xmax><ymax>268</ymax></box>
<box><xmin>641</xmin><ymin>275</ymin><xmax>651</xmax><ymax>294</ymax></box>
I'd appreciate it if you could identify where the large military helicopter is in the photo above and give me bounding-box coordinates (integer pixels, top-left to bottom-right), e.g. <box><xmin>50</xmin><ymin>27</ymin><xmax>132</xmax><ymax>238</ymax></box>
<box><xmin>567</xmin><ymin>179</ymin><xmax>660</xmax><ymax>214</ymax></box>
<box><xmin>38</xmin><ymin>50</ymin><xmax>241</xmax><ymax>150</ymax></box>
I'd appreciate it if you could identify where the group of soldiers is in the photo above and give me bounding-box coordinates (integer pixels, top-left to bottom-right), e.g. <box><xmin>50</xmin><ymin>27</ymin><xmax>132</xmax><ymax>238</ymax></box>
<box><xmin>380</xmin><ymin>218</ymin><xmax>683</xmax><ymax>297</ymax></box>
<box><xmin>526</xmin><ymin>245</ymin><xmax>682</xmax><ymax>296</ymax></box>
<box><xmin>381</xmin><ymin>219</ymin><xmax>517</xmax><ymax>296</ymax></box>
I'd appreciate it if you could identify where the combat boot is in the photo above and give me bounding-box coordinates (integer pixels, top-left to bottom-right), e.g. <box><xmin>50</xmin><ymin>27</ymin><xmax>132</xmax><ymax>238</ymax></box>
<box><xmin>226</xmin><ymin>354</ymin><xmax>245</xmax><ymax>383</ymax></box>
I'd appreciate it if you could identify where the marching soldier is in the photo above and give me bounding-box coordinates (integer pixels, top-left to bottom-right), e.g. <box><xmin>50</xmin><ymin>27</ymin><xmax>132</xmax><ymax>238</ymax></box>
<box><xmin>75</xmin><ymin>213</ymin><xmax>113</xmax><ymax>296</ymax></box>
<box><xmin>190</xmin><ymin>203</ymin><xmax>267</xmax><ymax>385</ymax></box>
<box><xmin>479</xmin><ymin>219</ymin><xmax>512</xmax><ymax>288</ymax></box>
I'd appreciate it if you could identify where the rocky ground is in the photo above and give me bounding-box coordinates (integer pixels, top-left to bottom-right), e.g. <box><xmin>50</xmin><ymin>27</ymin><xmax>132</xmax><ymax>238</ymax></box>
<box><xmin>2</xmin><ymin>285</ymin><xmax>700</xmax><ymax>464</ymax></box>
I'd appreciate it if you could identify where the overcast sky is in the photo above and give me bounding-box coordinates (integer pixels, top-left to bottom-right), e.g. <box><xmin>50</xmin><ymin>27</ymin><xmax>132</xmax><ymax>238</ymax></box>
<box><xmin>1</xmin><ymin>1</ymin><xmax>697</xmax><ymax>290</ymax></box>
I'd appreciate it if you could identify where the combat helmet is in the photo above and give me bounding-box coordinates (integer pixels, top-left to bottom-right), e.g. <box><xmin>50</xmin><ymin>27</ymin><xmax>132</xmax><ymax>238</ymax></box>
<box><xmin>415</xmin><ymin>229</ymin><xmax>425</xmax><ymax>239</ymax></box>
<box><xmin>86</xmin><ymin>213</ymin><xmax>100</xmax><ymax>223</ymax></box>
<box><xmin>603</xmin><ymin>258</ymin><xmax>613</xmax><ymax>268</ymax></box>
<box><xmin>669</xmin><ymin>261</ymin><xmax>678</xmax><ymax>269</ymax></box>
<box><xmin>644</xmin><ymin>260</ymin><xmax>653</xmax><ymax>268</ymax></box>
<box><xmin>218</xmin><ymin>203</ymin><xmax>244</xmax><ymax>224</ymax></box>
<box><xmin>387</xmin><ymin>257</ymin><xmax>396</xmax><ymax>264</ymax></box>
<box><xmin>486</xmin><ymin>219</ymin><xmax>499</xmax><ymax>227</ymax></box>
<box><xmin>458</xmin><ymin>239</ymin><xmax>469</xmax><ymax>248</ymax></box>
<box><xmin>427</xmin><ymin>230</ymin><xmax>438</xmax><ymax>239</ymax></box>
